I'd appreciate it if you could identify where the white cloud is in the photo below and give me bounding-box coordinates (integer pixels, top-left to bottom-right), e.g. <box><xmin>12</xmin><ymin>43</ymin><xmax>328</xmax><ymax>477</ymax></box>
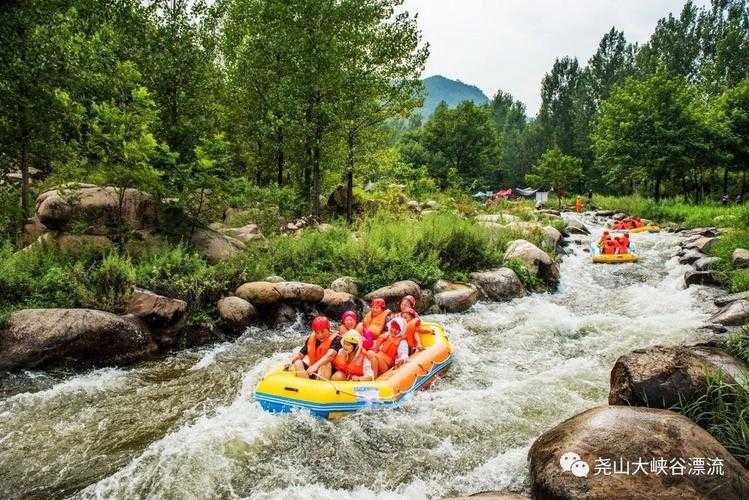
<box><xmin>402</xmin><ymin>0</ymin><xmax>708</xmax><ymax>114</ymax></box>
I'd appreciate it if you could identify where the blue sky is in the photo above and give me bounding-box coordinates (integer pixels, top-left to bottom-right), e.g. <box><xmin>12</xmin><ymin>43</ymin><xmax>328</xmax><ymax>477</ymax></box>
<box><xmin>402</xmin><ymin>0</ymin><xmax>709</xmax><ymax>115</ymax></box>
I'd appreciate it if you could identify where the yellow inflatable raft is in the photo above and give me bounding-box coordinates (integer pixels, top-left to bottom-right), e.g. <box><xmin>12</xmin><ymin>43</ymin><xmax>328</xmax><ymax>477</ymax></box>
<box><xmin>627</xmin><ymin>225</ymin><xmax>660</xmax><ymax>234</ymax></box>
<box><xmin>590</xmin><ymin>241</ymin><xmax>639</xmax><ymax>264</ymax></box>
<box><xmin>254</xmin><ymin>322</ymin><xmax>453</xmax><ymax>419</ymax></box>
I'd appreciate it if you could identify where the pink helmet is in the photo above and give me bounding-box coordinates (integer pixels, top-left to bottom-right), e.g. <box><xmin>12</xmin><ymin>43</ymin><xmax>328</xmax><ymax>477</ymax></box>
<box><xmin>340</xmin><ymin>310</ymin><xmax>358</xmax><ymax>323</ymax></box>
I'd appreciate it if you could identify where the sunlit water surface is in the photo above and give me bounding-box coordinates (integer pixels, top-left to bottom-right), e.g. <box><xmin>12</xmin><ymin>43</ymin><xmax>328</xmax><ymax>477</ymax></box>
<box><xmin>0</xmin><ymin>215</ymin><xmax>721</xmax><ymax>499</ymax></box>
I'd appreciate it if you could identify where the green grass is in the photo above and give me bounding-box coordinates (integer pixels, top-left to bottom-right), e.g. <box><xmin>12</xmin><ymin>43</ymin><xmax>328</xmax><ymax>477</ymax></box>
<box><xmin>592</xmin><ymin>195</ymin><xmax>749</xmax><ymax>230</ymax></box>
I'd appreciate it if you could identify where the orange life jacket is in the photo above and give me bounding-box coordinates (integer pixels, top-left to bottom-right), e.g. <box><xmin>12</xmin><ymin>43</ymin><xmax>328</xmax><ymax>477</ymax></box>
<box><xmin>374</xmin><ymin>333</ymin><xmax>402</xmax><ymax>367</ymax></box>
<box><xmin>363</xmin><ymin>309</ymin><xmax>391</xmax><ymax>337</ymax></box>
<box><xmin>333</xmin><ymin>349</ymin><xmax>366</xmax><ymax>378</ymax></box>
<box><xmin>603</xmin><ymin>239</ymin><xmax>617</xmax><ymax>255</ymax></box>
<box><xmin>306</xmin><ymin>333</ymin><xmax>336</xmax><ymax>365</ymax></box>
<box><xmin>404</xmin><ymin>319</ymin><xmax>420</xmax><ymax>350</ymax></box>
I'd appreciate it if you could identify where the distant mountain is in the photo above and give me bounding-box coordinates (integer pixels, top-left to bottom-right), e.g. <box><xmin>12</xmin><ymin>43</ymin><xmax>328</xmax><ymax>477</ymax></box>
<box><xmin>417</xmin><ymin>75</ymin><xmax>490</xmax><ymax>118</ymax></box>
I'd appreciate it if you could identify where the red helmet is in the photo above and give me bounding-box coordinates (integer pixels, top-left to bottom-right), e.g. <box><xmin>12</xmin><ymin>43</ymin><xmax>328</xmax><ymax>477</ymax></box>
<box><xmin>401</xmin><ymin>295</ymin><xmax>416</xmax><ymax>307</ymax></box>
<box><xmin>371</xmin><ymin>298</ymin><xmax>386</xmax><ymax>308</ymax></box>
<box><xmin>311</xmin><ymin>316</ymin><xmax>330</xmax><ymax>332</ymax></box>
<box><xmin>340</xmin><ymin>310</ymin><xmax>358</xmax><ymax>323</ymax></box>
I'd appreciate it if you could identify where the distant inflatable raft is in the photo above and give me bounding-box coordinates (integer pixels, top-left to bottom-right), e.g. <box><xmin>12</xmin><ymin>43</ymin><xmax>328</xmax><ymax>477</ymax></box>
<box><xmin>627</xmin><ymin>225</ymin><xmax>661</xmax><ymax>234</ymax></box>
<box><xmin>590</xmin><ymin>242</ymin><xmax>640</xmax><ymax>264</ymax></box>
<box><xmin>254</xmin><ymin>322</ymin><xmax>453</xmax><ymax>419</ymax></box>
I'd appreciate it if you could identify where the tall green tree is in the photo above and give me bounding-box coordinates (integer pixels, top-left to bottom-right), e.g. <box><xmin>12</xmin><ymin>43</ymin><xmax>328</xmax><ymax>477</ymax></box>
<box><xmin>592</xmin><ymin>72</ymin><xmax>712</xmax><ymax>201</ymax></box>
<box><xmin>525</xmin><ymin>147</ymin><xmax>582</xmax><ymax>208</ymax></box>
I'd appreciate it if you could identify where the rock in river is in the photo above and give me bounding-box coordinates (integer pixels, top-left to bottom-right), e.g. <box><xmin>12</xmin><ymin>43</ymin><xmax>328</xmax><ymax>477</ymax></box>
<box><xmin>0</xmin><ymin>309</ymin><xmax>157</xmax><ymax>370</ymax></box>
<box><xmin>433</xmin><ymin>287</ymin><xmax>479</xmax><ymax>313</ymax></box>
<box><xmin>503</xmin><ymin>239</ymin><xmax>560</xmax><ymax>290</ymax></box>
<box><xmin>709</xmin><ymin>300</ymin><xmax>749</xmax><ymax>326</ymax></box>
<box><xmin>529</xmin><ymin>406</ymin><xmax>749</xmax><ymax>500</ymax></box>
<box><xmin>609</xmin><ymin>344</ymin><xmax>749</xmax><ymax>409</ymax></box>
<box><xmin>469</xmin><ymin>268</ymin><xmax>526</xmax><ymax>301</ymax></box>
<box><xmin>217</xmin><ymin>296</ymin><xmax>256</xmax><ymax>329</ymax></box>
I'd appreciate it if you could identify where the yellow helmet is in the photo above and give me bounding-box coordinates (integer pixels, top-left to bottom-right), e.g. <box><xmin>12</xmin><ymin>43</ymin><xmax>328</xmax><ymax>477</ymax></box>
<box><xmin>341</xmin><ymin>330</ymin><xmax>362</xmax><ymax>345</ymax></box>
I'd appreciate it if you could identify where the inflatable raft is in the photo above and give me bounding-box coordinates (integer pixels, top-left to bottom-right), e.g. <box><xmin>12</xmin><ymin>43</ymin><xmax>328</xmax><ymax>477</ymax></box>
<box><xmin>255</xmin><ymin>322</ymin><xmax>453</xmax><ymax>419</ymax></box>
<box><xmin>590</xmin><ymin>241</ymin><xmax>639</xmax><ymax>263</ymax></box>
<box><xmin>627</xmin><ymin>225</ymin><xmax>660</xmax><ymax>234</ymax></box>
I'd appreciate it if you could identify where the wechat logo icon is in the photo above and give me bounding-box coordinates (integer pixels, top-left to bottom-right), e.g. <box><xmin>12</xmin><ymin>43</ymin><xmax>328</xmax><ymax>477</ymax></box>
<box><xmin>560</xmin><ymin>451</ymin><xmax>589</xmax><ymax>478</ymax></box>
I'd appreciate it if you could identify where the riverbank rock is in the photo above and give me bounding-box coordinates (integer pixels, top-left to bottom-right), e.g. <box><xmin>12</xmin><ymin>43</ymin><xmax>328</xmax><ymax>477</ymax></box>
<box><xmin>685</xmin><ymin>236</ymin><xmax>718</xmax><ymax>253</ymax></box>
<box><xmin>715</xmin><ymin>291</ymin><xmax>749</xmax><ymax>307</ymax></box>
<box><xmin>217</xmin><ymin>296</ymin><xmax>256</xmax><ymax>329</ymax></box>
<box><xmin>561</xmin><ymin>214</ymin><xmax>589</xmax><ymax>235</ymax></box>
<box><xmin>681</xmin><ymin>227</ymin><xmax>721</xmax><ymax>238</ymax></box>
<box><xmin>470</xmin><ymin>268</ymin><xmax>526</xmax><ymax>301</ymax></box>
<box><xmin>433</xmin><ymin>287</ymin><xmax>479</xmax><ymax>313</ymax></box>
<box><xmin>209</xmin><ymin>222</ymin><xmax>263</xmax><ymax>244</ymax></box>
<box><xmin>329</xmin><ymin>276</ymin><xmax>358</xmax><ymax>296</ymax></box>
<box><xmin>364</xmin><ymin>280</ymin><xmax>421</xmax><ymax>310</ymax></box>
<box><xmin>318</xmin><ymin>289</ymin><xmax>356</xmax><ymax>317</ymax></box>
<box><xmin>126</xmin><ymin>288</ymin><xmax>187</xmax><ymax>344</ymax></box>
<box><xmin>684</xmin><ymin>270</ymin><xmax>722</xmax><ymax>287</ymax></box>
<box><xmin>542</xmin><ymin>225</ymin><xmax>562</xmax><ymax>248</ymax></box>
<box><xmin>274</xmin><ymin>281</ymin><xmax>325</xmax><ymax>303</ymax></box>
<box><xmin>694</xmin><ymin>256</ymin><xmax>721</xmax><ymax>271</ymax></box>
<box><xmin>191</xmin><ymin>228</ymin><xmax>246</xmax><ymax>262</ymax></box>
<box><xmin>0</xmin><ymin>309</ymin><xmax>157</xmax><ymax>370</ymax></box>
<box><xmin>36</xmin><ymin>185</ymin><xmax>157</xmax><ymax>233</ymax></box>
<box><xmin>433</xmin><ymin>280</ymin><xmax>470</xmax><ymax>294</ymax></box>
<box><xmin>709</xmin><ymin>300</ymin><xmax>749</xmax><ymax>326</ymax></box>
<box><xmin>609</xmin><ymin>345</ymin><xmax>749</xmax><ymax>409</ymax></box>
<box><xmin>529</xmin><ymin>405</ymin><xmax>749</xmax><ymax>500</ymax></box>
<box><xmin>235</xmin><ymin>281</ymin><xmax>282</xmax><ymax>304</ymax></box>
<box><xmin>732</xmin><ymin>248</ymin><xmax>749</xmax><ymax>268</ymax></box>
<box><xmin>503</xmin><ymin>239</ymin><xmax>560</xmax><ymax>290</ymax></box>
<box><xmin>678</xmin><ymin>249</ymin><xmax>703</xmax><ymax>265</ymax></box>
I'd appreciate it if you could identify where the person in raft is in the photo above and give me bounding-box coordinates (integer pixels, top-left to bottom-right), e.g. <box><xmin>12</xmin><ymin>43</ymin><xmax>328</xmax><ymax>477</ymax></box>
<box><xmin>358</xmin><ymin>298</ymin><xmax>391</xmax><ymax>349</ymax></box>
<box><xmin>286</xmin><ymin>316</ymin><xmax>341</xmax><ymax>379</ymax></box>
<box><xmin>331</xmin><ymin>330</ymin><xmax>375</xmax><ymax>381</ymax></box>
<box><xmin>402</xmin><ymin>307</ymin><xmax>427</xmax><ymax>352</ymax></box>
<box><xmin>371</xmin><ymin>317</ymin><xmax>410</xmax><ymax>373</ymax></box>
<box><xmin>395</xmin><ymin>295</ymin><xmax>417</xmax><ymax>318</ymax></box>
<box><xmin>338</xmin><ymin>310</ymin><xmax>362</xmax><ymax>336</ymax></box>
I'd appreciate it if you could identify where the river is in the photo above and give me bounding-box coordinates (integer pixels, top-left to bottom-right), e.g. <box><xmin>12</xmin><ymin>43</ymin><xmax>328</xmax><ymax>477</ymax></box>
<box><xmin>0</xmin><ymin>215</ymin><xmax>722</xmax><ymax>499</ymax></box>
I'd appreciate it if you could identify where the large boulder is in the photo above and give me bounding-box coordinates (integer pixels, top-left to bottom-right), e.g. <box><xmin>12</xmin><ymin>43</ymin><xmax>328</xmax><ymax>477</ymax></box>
<box><xmin>709</xmin><ymin>300</ymin><xmax>749</xmax><ymax>326</ymax></box>
<box><xmin>609</xmin><ymin>345</ymin><xmax>749</xmax><ymax>409</ymax></box>
<box><xmin>209</xmin><ymin>222</ymin><xmax>263</xmax><ymax>245</ymax></box>
<box><xmin>685</xmin><ymin>236</ymin><xmax>718</xmax><ymax>253</ymax></box>
<box><xmin>235</xmin><ymin>281</ymin><xmax>282</xmax><ymax>304</ymax></box>
<box><xmin>503</xmin><ymin>239</ymin><xmax>560</xmax><ymax>290</ymax></box>
<box><xmin>217</xmin><ymin>296</ymin><xmax>256</xmax><ymax>329</ymax></box>
<box><xmin>732</xmin><ymin>248</ymin><xmax>749</xmax><ymax>269</ymax></box>
<box><xmin>433</xmin><ymin>280</ymin><xmax>470</xmax><ymax>294</ymax></box>
<box><xmin>329</xmin><ymin>276</ymin><xmax>358</xmax><ymax>296</ymax></box>
<box><xmin>694</xmin><ymin>256</ymin><xmax>722</xmax><ymax>272</ymax></box>
<box><xmin>529</xmin><ymin>406</ymin><xmax>749</xmax><ymax>500</ymax></box>
<box><xmin>0</xmin><ymin>309</ymin><xmax>157</xmax><ymax>370</ymax></box>
<box><xmin>433</xmin><ymin>287</ymin><xmax>479</xmax><ymax>313</ymax></box>
<box><xmin>126</xmin><ymin>288</ymin><xmax>187</xmax><ymax>343</ymax></box>
<box><xmin>715</xmin><ymin>291</ymin><xmax>749</xmax><ymax>307</ymax></box>
<box><xmin>684</xmin><ymin>270</ymin><xmax>722</xmax><ymax>287</ymax></box>
<box><xmin>318</xmin><ymin>289</ymin><xmax>356</xmax><ymax>317</ymax></box>
<box><xmin>469</xmin><ymin>268</ymin><xmax>526</xmax><ymax>301</ymax></box>
<box><xmin>191</xmin><ymin>228</ymin><xmax>246</xmax><ymax>262</ymax></box>
<box><xmin>561</xmin><ymin>214</ymin><xmax>590</xmax><ymax>235</ymax></box>
<box><xmin>274</xmin><ymin>281</ymin><xmax>325</xmax><ymax>303</ymax></box>
<box><xmin>415</xmin><ymin>288</ymin><xmax>434</xmax><ymax>313</ymax></box>
<box><xmin>542</xmin><ymin>225</ymin><xmax>562</xmax><ymax>248</ymax></box>
<box><xmin>36</xmin><ymin>185</ymin><xmax>157</xmax><ymax>233</ymax></box>
<box><xmin>678</xmin><ymin>250</ymin><xmax>703</xmax><ymax>265</ymax></box>
<box><xmin>364</xmin><ymin>280</ymin><xmax>421</xmax><ymax>310</ymax></box>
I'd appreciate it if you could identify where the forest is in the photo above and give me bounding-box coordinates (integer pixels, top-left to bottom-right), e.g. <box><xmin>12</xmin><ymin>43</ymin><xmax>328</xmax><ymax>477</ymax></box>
<box><xmin>1</xmin><ymin>0</ymin><xmax>748</xmax><ymax>241</ymax></box>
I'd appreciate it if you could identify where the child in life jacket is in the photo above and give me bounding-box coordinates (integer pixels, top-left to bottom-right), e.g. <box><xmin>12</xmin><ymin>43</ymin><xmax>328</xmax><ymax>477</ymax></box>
<box><xmin>372</xmin><ymin>317</ymin><xmax>410</xmax><ymax>374</ymax></box>
<box><xmin>358</xmin><ymin>298</ymin><xmax>391</xmax><ymax>349</ymax></box>
<box><xmin>331</xmin><ymin>330</ymin><xmax>375</xmax><ymax>381</ymax></box>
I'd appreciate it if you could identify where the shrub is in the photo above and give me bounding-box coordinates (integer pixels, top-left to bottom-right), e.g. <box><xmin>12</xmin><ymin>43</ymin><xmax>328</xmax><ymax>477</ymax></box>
<box><xmin>73</xmin><ymin>253</ymin><xmax>135</xmax><ymax>312</ymax></box>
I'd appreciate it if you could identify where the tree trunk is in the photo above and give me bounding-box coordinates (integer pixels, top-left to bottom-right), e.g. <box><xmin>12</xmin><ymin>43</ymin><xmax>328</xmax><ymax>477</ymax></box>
<box><xmin>345</xmin><ymin>128</ymin><xmax>355</xmax><ymax>223</ymax></box>
<box><xmin>276</xmin><ymin>128</ymin><xmax>284</xmax><ymax>186</ymax></box>
<box><xmin>742</xmin><ymin>169</ymin><xmax>746</xmax><ymax>200</ymax></box>
<box><xmin>654</xmin><ymin>176</ymin><xmax>661</xmax><ymax>202</ymax></box>
<box><xmin>19</xmin><ymin>128</ymin><xmax>29</xmax><ymax>220</ymax></box>
<box><xmin>723</xmin><ymin>165</ymin><xmax>730</xmax><ymax>198</ymax></box>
